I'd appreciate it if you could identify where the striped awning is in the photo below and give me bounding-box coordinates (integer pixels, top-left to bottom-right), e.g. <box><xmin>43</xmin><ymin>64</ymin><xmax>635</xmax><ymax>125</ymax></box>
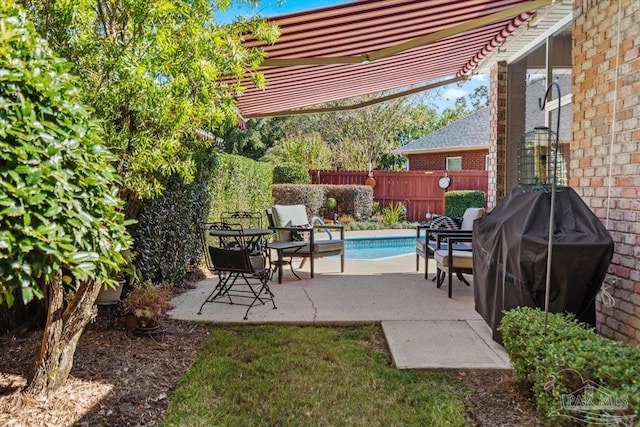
<box><xmin>236</xmin><ymin>0</ymin><xmax>554</xmax><ymax>118</ymax></box>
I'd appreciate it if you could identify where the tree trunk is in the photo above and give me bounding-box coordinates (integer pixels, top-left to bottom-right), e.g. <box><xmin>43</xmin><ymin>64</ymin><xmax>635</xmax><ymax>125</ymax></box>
<box><xmin>25</xmin><ymin>271</ymin><xmax>101</xmax><ymax>397</ymax></box>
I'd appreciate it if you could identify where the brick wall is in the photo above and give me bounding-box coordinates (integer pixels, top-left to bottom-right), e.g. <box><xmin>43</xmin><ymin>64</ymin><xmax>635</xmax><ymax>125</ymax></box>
<box><xmin>573</xmin><ymin>0</ymin><xmax>640</xmax><ymax>344</ymax></box>
<box><xmin>408</xmin><ymin>149</ymin><xmax>488</xmax><ymax>171</ymax></box>
<box><xmin>488</xmin><ymin>61</ymin><xmax>508</xmax><ymax>209</ymax></box>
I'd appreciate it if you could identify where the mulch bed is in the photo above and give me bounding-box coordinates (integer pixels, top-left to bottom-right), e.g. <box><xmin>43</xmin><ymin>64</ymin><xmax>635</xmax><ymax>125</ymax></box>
<box><xmin>1</xmin><ymin>309</ymin><xmax>537</xmax><ymax>426</ymax></box>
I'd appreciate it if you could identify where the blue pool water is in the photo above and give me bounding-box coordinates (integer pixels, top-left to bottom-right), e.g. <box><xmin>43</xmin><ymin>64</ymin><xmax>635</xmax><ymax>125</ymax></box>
<box><xmin>342</xmin><ymin>236</ymin><xmax>415</xmax><ymax>260</ymax></box>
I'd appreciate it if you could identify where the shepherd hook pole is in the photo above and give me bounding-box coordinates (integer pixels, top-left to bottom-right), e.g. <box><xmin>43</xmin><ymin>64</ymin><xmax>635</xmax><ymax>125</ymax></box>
<box><xmin>539</xmin><ymin>82</ymin><xmax>561</xmax><ymax>330</ymax></box>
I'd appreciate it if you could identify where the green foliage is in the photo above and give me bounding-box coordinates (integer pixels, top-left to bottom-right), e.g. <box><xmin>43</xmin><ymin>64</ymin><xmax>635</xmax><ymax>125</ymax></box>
<box><xmin>208</xmin><ymin>154</ymin><xmax>273</xmax><ymax>223</ymax></box>
<box><xmin>444</xmin><ymin>190</ymin><xmax>485</xmax><ymax>218</ymax></box>
<box><xmin>21</xmin><ymin>0</ymin><xmax>279</xmax><ymax>204</ymax></box>
<box><xmin>222</xmin><ymin>117</ymin><xmax>288</xmax><ymax>160</ymax></box>
<box><xmin>500</xmin><ymin>308</ymin><xmax>640</xmax><ymax>425</ymax></box>
<box><xmin>131</xmin><ymin>150</ymin><xmax>217</xmax><ymax>285</ymax></box>
<box><xmin>162</xmin><ymin>325</ymin><xmax>470</xmax><ymax>426</ymax></box>
<box><xmin>272</xmin><ymin>184</ymin><xmax>374</xmax><ymax>220</ymax></box>
<box><xmin>0</xmin><ymin>2</ymin><xmax>132</xmax><ymax>306</ymax></box>
<box><xmin>262</xmin><ymin>132</ymin><xmax>332</xmax><ymax>170</ymax></box>
<box><xmin>272</xmin><ymin>162</ymin><xmax>310</xmax><ymax>184</ymax></box>
<box><xmin>381</xmin><ymin>202</ymin><xmax>406</xmax><ymax>225</ymax></box>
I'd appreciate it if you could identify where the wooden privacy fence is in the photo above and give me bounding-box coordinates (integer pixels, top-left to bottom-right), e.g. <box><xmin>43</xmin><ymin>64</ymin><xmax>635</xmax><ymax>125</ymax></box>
<box><xmin>310</xmin><ymin>169</ymin><xmax>488</xmax><ymax>222</ymax></box>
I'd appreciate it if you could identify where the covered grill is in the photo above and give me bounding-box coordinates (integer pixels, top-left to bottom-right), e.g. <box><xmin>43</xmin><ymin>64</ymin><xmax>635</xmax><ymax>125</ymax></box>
<box><xmin>473</xmin><ymin>186</ymin><xmax>613</xmax><ymax>343</ymax></box>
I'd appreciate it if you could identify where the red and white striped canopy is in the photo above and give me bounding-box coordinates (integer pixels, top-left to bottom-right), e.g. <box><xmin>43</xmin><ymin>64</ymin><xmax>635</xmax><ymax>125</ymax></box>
<box><xmin>236</xmin><ymin>0</ymin><xmax>553</xmax><ymax>118</ymax></box>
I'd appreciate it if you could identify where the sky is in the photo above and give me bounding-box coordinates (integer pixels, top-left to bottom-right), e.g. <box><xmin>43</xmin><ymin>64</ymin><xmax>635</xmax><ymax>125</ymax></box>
<box><xmin>215</xmin><ymin>0</ymin><xmax>487</xmax><ymax>112</ymax></box>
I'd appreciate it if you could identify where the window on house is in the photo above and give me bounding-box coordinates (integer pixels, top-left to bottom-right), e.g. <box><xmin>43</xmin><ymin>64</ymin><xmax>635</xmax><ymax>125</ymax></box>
<box><xmin>446</xmin><ymin>157</ymin><xmax>462</xmax><ymax>170</ymax></box>
<box><xmin>485</xmin><ymin>155</ymin><xmax>490</xmax><ymax>171</ymax></box>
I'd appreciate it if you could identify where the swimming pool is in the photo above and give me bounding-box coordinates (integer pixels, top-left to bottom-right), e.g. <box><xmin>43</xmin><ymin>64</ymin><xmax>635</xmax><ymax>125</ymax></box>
<box><xmin>342</xmin><ymin>236</ymin><xmax>415</xmax><ymax>260</ymax></box>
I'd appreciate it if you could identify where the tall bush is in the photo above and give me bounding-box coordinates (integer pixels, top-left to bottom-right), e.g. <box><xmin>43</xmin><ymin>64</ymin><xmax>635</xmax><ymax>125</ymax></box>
<box><xmin>0</xmin><ymin>1</ymin><xmax>132</xmax><ymax>395</ymax></box>
<box><xmin>132</xmin><ymin>150</ymin><xmax>218</xmax><ymax>285</ymax></box>
<box><xmin>208</xmin><ymin>155</ymin><xmax>273</xmax><ymax>223</ymax></box>
<box><xmin>272</xmin><ymin>162</ymin><xmax>311</xmax><ymax>184</ymax></box>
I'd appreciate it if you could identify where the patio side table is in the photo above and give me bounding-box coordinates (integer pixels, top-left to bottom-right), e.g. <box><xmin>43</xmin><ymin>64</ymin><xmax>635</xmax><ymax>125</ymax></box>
<box><xmin>266</xmin><ymin>241</ymin><xmax>307</xmax><ymax>284</ymax></box>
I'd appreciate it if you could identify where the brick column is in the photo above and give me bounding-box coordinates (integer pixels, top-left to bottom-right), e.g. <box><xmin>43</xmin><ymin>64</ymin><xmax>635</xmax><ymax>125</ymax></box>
<box><xmin>488</xmin><ymin>61</ymin><xmax>508</xmax><ymax>209</ymax></box>
<box><xmin>573</xmin><ymin>0</ymin><xmax>640</xmax><ymax>344</ymax></box>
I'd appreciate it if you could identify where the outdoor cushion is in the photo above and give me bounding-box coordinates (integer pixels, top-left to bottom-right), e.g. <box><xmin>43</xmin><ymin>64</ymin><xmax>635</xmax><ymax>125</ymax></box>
<box><xmin>281</xmin><ymin>240</ymin><xmax>343</xmax><ymax>256</ymax></box>
<box><xmin>272</xmin><ymin>204</ymin><xmax>309</xmax><ymax>226</ymax></box>
<box><xmin>430</xmin><ymin>215</ymin><xmax>459</xmax><ymax>230</ymax></box>
<box><xmin>434</xmin><ymin>249</ymin><xmax>474</xmax><ymax>269</ymax></box>
<box><xmin>459</xmin><ymin>208</ymin><xmax>486</xmax><ymax>230</ymax></box>
<box><xmin>272</xmin><ymin>204</ymin><xmax>309</xmax><ymax>241</ymax></box>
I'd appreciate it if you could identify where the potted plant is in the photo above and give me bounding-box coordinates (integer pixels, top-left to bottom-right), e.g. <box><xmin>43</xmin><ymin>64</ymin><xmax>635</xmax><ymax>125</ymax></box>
<box><xmin>324</xmin><ymin>197</ymin><xmax>338</xmax><ymax>223</ymax></box>
<box><xmin>124</xmin><ymin>281</ymin><xmax>172</xmax><ymax>330</ymax></box>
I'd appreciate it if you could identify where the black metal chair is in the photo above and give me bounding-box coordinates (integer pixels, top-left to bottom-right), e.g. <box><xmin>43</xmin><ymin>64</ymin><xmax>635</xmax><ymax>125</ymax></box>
<box><xmin>221</xmin><ymin>211</ymin><xmax>263</xmax><ymax>229</ymax></box>
<box><xmin>198</xmin><ymin>222</ymin><xmax>276</xmax><ymax>319</ymax></box>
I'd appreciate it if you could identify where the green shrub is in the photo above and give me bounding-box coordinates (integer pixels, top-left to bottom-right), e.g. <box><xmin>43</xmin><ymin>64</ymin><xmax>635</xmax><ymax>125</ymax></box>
<box><xmin>323</xmin><ymin>185</ymin><xmax>374</xmax><ymax>220</ymax></box>
<box><xmin>500</xmin><ymin>308</ymin><xmax>640</xmax><ymax>425</ymax></box>
<box><xmin>131</xmin><ymin>150</ymin><xmax>216</xmax><ymax>286</ymax></box>
<box><xmin>132</xmin><ymin>153</ymin><xmax>272</xmax><ymax>285</ymax></box>
<box><xmin>0</xmin><ymin>2</ymin><xmax>132</xmax><ymax>306</ymax></box>
<box><xmin>272</xmin><ymin>184</ymin><xmax>325</xmax><ymax>217</ymax></box>
<box><xmin>272</xmin><ymin>162</ymin><xmax>310</xmax><ymax>184</ymax></box>
<box><xmin>444</xmin><ymin>190</ymin><xmax>485</xmax><ymax>218</ymax></box>
<box><xmin>209</xmin><ymin>155</ymin><xmax>273</xmax><ymax>223</ymax></box>
<box><xmin>381</xmin><ymin>202</ymin><xmax>405</xmax><ymax>224</ymax></box>
<box><xmin>271</xmin><ymin>184</ymin><xmax>374</xmax><ymax>220</ymax></box>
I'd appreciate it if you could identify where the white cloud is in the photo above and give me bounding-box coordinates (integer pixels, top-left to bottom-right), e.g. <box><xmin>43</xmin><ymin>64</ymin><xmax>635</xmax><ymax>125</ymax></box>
<box><xmin>443</xmin><ymin>88</ymin><xmax>467</xmax><ymax>100</ymax></box>
<box><xmin>471</xmin><ymin>73</ymin><xmax>488</xmax><ymax>81</ymax></box>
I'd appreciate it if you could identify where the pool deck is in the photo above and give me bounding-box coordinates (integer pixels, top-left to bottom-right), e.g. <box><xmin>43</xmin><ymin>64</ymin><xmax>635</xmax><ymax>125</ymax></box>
<box><xmin>169</xmin><ymin>229</ymin><xmax>511</xmax><ymax>370</ymax></box>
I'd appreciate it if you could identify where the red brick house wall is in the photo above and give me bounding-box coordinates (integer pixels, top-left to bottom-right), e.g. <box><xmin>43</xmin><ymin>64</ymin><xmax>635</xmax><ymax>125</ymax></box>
<box><xmin>573</xmin><ymin>0</ymin><xmax>640</xmax><ymax>344</ymax></box>
<box><xmin>408</xmin><ymin>149</ymin><xmax>488</xmax><ymax>171</ymax></box>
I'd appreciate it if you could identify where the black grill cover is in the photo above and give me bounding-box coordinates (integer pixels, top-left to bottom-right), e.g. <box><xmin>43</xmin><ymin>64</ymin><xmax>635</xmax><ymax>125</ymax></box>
<box><xmin>473</xmin><ymin>187</ymin><xmax>613</xmax><ymax>343</ymax></box>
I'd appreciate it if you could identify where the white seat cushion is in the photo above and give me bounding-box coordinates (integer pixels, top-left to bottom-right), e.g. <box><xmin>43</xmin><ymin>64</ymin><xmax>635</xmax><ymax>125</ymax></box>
<box><xmin>272</xmin><ymin>204</ymin><xmax>309</xmax><ymax>227</ymax></box>
<box><xmin>459</xmin><ymin>208</ymin><xmax>486</xmax><ymax>230</ymax></box>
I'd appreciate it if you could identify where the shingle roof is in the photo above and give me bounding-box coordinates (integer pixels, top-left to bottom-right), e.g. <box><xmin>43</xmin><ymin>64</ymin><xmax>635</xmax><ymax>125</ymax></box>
<box><xmin>395</xmin><ymin>107</ymin><xmax>490</xmax><ymax>154</ymax></box>
<box><xmin>395</xmin><ymin>74</ymin><xmax>571</xmax><ymax>155</ymax></box>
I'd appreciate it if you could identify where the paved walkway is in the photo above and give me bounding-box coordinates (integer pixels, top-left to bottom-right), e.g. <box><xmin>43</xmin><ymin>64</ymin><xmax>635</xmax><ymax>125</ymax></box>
<box><xmin>168</xmin><ymin>229</ymin><xmax>511</xmax><ymax>370</ymax></box>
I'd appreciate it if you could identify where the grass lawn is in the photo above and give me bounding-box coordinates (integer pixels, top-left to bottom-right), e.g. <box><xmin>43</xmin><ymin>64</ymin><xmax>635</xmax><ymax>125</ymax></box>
<box><xmin>161</xmin><ymin>324</ymin><xmax>471</xmax><ymax>426</ymax></box>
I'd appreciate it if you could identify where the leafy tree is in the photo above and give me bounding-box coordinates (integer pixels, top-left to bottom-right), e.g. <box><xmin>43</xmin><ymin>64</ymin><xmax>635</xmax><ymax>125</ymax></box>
<box><xmin>262</xmin><ymin>132</ymin><xmax>332</xmax><ymax>170</ymax></box>
<box><xmin>222</xmin><ymin>116</ymin><xmax>289</xmax><ymax>160</ymax></box>
<box><xmin>469</xmin><ymin>85</ymin><xmax>489</xmax><ymax>109</ymax></box>
<box><xmin>0</xmin><ymin>1</ymin><xmax>132</xmax><ymax>395</ymax></box>
<box><xmin>280</xmin><ymin>93</ymin><xmax>428</xmax><ymax>170</ymax></box>
<box><xmin>20</xmin><ymin>0</ymin><xmax>279</xmax><ymax>216</ymax></box>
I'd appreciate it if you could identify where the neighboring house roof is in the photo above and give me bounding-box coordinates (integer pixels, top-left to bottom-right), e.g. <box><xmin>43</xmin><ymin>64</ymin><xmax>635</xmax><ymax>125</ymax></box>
<box><xmin>395</xmin><ymin>107</ymin><xmax>489</xmax><ymax>155</ymax></box>
<box><xmin>395</xmin><ymin>74</ymin><xmax>571</xmax><ymax>156</ymax></box>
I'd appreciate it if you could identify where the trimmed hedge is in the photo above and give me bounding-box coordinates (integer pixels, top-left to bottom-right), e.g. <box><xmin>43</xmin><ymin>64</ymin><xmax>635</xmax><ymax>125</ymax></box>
<box><xmin>132</xmin><ymin>153</ymin><xmax>273</xmax><ymax>286</ymax></box>
<box><xmin>272</xmin><ymin>162</ymin><xmax>310</xmax><ymax>184</ymax></box>
<box><xmin>272</xmin><ymin>184</ymin><xmax>373</xmax><ymax>220</ymax></box>
<box><xmin>500</xmin><ymin>307</ymin><xmax>640</xmax><ymax>425</ymax></box>
<box><xmin>132</xmin><ymin>150</ymin><xmax>217</xmax><ymax>285</ymax></box>
<box><xmin>444</xmin><ymin>190</ymin><xmax>485</xmax><ymax>218</ymax></box>
<box><xmin>208</xmin><ymin>154</ymin><xmax>274</xmax><ymax>223</ymax></box>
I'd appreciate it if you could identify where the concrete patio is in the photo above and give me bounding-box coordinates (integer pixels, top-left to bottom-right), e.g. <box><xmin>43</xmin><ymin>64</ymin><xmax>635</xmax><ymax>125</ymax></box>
<box><xmin>168</xmin><ymin>229</ymin><xmax>511</xmax><ymax>370</ymax></box>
